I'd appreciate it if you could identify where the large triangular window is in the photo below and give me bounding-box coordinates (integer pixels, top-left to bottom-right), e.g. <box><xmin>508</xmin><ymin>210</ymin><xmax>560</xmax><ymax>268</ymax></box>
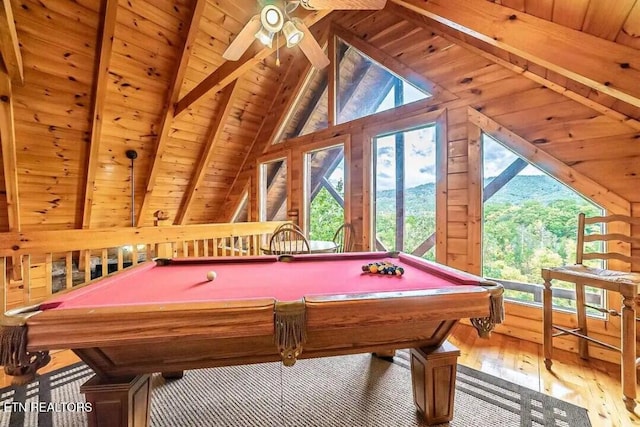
<box><xmin>275</xmin><ymin>37</ymin><xmax>431</xmax><ymax>144</ymax></box>
<box><xmin>335</xmin><ymin>37</ymin><xmax>430</xmax><ymax>124</ymax></box>
<box><xmin>482</xmin><ymin>134</ymin><xmax>605</xmax><ymax>314</ymax></box>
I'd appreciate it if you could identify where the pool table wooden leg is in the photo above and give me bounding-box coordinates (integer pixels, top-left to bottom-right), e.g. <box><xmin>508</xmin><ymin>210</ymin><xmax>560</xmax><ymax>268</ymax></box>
<box><xmin>81</xmin><ymin>374</ymin><xmax>152</xmax><ymax>427</ymax></box>
<box><xmin>410</xmin><ymin>341</ymin><xmax>460</xmax><ymax>425</ymax></box>
<box><xmin>161</xmin><ymin>370</ymin><xmax>184</xmax><ymax>379</ymax></box>
<box><xmin>373</xmin><ymin>349</ymin><xmax>396</xmax><ymax>360</ymax></box>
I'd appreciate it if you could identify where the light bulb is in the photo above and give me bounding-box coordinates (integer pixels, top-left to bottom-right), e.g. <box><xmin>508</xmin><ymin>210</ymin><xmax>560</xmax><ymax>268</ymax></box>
<box><xmin>260</xmin><ymin>5</ymin><xmax>283</xmax><ymax>33</ymax></box>
<box><xmin>282</xmin><ymin>20</ymin><xmax>304</xmax><ymax>48</ymax></box>
<box><xmin>255</xmin><ymin>27</ymin><xmax>274</xmax><ymax>48</ymax></box>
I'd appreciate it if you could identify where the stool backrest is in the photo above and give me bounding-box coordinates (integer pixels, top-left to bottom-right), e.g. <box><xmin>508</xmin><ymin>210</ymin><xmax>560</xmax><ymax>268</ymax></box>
<box><xmin>576</xmin><ymin>213</ymin><xmax>640</xmax><ymax>271</ymax></box>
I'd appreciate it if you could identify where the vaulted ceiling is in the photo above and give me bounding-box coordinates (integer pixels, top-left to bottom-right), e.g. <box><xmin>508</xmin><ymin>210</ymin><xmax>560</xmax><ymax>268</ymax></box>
<box><xmin>0</xmin><ymin>0</ymin><xmax>638</xmax><ymax>232</ymax></box>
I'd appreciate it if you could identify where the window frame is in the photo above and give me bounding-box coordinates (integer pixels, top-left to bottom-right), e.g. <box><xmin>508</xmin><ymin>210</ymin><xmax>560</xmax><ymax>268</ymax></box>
<box><xmin>302</xmin><ymin>137</ymin><xmax>348</xmax><ymax>237</ymax></box>
<box><xmin>364</xmin><ymin>109</ymin><xmax>447</xmax><ymax>263</ymax></box>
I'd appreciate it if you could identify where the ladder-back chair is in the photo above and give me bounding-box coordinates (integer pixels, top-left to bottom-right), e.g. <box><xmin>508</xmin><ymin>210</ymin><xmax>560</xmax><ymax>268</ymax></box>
<box><xmin>332</xmin><ymin>223</ymin><xmax>355</xmax><ymax>253</ymax></box>
<box><xmin>541</xmin><ymin>213</ymin><xmax>640</xmax><ymax>411</ymax></box>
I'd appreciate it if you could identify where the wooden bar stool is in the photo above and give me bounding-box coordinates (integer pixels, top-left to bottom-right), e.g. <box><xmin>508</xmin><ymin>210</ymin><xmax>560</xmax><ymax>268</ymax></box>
<box><xmin>542</xmin><ymin>213</ymin><xmax>640</xmax><ymax>412</ymax></box>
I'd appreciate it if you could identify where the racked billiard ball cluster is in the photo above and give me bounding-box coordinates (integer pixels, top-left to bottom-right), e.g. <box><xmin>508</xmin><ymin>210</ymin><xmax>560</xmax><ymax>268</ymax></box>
<box><xmin>361</xmin><ymin>261</ymin><xmax>404</xmax><ymax>276</ymax></box>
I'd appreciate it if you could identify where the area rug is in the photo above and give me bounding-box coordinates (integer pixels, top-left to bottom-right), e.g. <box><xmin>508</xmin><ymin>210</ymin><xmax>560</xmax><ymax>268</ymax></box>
<box><xmin>0</xmin><ymin>352</ymin><xmax>591</xmax><ymax>427</ymax></box>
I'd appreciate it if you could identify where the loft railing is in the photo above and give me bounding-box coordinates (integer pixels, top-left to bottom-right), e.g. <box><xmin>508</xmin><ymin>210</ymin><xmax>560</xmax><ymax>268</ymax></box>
<box><xmin>490</xmin><ymin>277</ymin><xmax>605</xmax><ymax>315</ymax></box>
<box><xmin>0</xmin><ymin>221</ymin><xmax>288</xmax><ymax>313</ymax></box>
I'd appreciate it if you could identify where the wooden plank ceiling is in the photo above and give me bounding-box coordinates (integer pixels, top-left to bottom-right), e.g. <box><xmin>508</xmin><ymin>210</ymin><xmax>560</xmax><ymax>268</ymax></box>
<box><xmin>0</xmin><ymin>0</ymin><xmax>638</xmax><ymax>231</ymax></box>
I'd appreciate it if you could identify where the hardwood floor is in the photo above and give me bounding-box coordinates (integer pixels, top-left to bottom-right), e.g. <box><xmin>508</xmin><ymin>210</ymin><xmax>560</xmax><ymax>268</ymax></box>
<box><xmin>450</xmin><ymin>324</ymin><xmax>640</xmax><ymax>427</ymax></box>
<box><xmin>1</xmin><ymin>324</ymin><xmax>638</xmax><ymax>427</ymax></box>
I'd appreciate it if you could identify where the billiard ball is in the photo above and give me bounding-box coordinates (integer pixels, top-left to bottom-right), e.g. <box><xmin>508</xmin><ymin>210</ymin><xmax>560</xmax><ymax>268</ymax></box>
<box><xmin>206</xmin><ymin>271</ymin><xmax>217</xmax><ymax>281</ymax></box>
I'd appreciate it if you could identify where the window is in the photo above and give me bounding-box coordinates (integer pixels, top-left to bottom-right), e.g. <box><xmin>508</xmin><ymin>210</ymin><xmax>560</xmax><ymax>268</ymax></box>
<box><xmin>304</xmin><ymin>144</ymin><xmax>345</xmax><ymax>240</ymax></box>
<box><xmin>274</xmin><ymin>37</ymin><xmax>431</xmax><ymax>145</ymax></box>
<box><xmin>336</xmin><ymin>38</ymin><xmax>429</xmax><ymax>124</ymax></box>
<box><xmin>259</xmin><ymin>158</ymin><xmax>288</xmax><ymax>221</ymax></box>
<box><xmin>481</xmin><ymin>134</ymin><xmax>604</xmax><ymax>312</ymax></box>
<box><xmin>373</xmin><ymin>125</ymin><xmax>437</xmax><ymax>259</ymax></box>
<box><xmin>276</xmin><ymin>69</ymin><xmax>329</xmax><ymax>143</ymax></box>
<box><xmin>231</xmin><ymin>191</ymin><xmax>249</xmax><ymax>222</ymax></box>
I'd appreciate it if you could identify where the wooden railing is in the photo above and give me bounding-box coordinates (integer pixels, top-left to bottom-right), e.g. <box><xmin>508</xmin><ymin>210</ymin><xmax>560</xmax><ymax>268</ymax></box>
<box><xmin>0</xmin><ymin>221</ymin><xmax>288</xmax><ymax>313</ymax></box>
<box><xmin>492</xmin><ymin>277</ymin><xmax>604</xmax><ymax>314</ymax></box>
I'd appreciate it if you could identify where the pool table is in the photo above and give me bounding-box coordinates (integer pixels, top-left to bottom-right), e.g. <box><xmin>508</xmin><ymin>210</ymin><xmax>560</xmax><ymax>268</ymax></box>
<box><xmin>1</xmin><ymin>251</ymin><xmax>503</xmax><ymax>426</ymax></box>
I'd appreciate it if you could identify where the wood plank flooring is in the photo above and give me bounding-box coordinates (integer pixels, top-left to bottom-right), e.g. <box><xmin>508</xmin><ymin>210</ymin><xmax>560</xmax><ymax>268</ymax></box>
<box><xmin>1</xmin><ymin>324</ymin><xmax>638</xmax><ymax>427</ymax></box>
<box><xmin>449</xmin><ymin>324</ymin><xmax>640</xmax><ymax>427</ymax></box>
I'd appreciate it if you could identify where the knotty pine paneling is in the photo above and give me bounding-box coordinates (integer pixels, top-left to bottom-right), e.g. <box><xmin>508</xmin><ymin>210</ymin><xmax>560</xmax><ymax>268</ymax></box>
<box><xmin>90</xmin><ymin>0</ymin><xmax>194</xmax><ymax>228</ymax></box>
<box><xmin>11</xmin><ymin>0</ymin><xmax>99</xmax><ymax>230</ymax></box>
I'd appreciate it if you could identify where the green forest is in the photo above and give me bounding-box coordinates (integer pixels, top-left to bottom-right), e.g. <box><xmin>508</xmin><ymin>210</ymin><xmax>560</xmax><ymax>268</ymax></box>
<box><xmin>309</xmin><ymin>174</ymin><xmax>602</xmax><ymax>306</ymax></box>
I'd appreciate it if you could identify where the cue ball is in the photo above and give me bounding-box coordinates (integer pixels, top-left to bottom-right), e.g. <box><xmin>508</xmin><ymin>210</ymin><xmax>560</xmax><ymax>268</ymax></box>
<box><xmin>206</xmin><ymin>271</ymin><xmax>217</xmax><ymax>281</ymax></box>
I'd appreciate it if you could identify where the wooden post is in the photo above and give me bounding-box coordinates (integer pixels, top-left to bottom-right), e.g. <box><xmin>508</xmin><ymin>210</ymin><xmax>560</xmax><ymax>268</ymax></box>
<box><xmin>154</xmin><ymin>210</ymin><xmax>173</xmax><ymax>259</ymax></box>
<box><xmin>574</xmin><ymin>282</ymin><xmax>589</xmax><ymax>360</ymax></box>
<box><xmin>287</xmin><ymin>209</ymin><xmax>299</xmax><ymax>227</ymax></box>
<box><xmin>542</xmin><ymin>275</ymin><xmax>554</xmax><ymax>370</ymax></box>
<box><xmin>410</xmin><ymin>341</ymin><xmax>460</xmax><ymax>425</ymax></box>
<box><xmin>621</xmin><ymin>292</ymin><xmax>637</xmax><ymax>412</ymax></box>
<box><xmin>81</xmin><ymin>374</ymin><xmax>151</xmax><ymax>427</ymax></box>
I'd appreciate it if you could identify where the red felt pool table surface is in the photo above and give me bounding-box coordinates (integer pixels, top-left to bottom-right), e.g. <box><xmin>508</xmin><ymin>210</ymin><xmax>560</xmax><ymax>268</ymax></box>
<box><xmin>2</xmin><ymin>251</ymin><xmax>504</xmax><ymax>427</ymax></box>
<box><xmin>41</xmin><ymin>252</ymin><xmax>485</xmax><ymax>310</ymax></box>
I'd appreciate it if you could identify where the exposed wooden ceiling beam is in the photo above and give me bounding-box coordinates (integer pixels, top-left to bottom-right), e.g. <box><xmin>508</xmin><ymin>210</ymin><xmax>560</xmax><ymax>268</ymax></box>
<box><xmin>81</xmin><ymin>0</ymin><xmax>118</xmax><ymax>229</ymax></box>
<box><xmin>0</xmin><ymin>71</ymin><xmax>21</xmax><ymax>280</ymax></box>
<box><xmin>0</xmin><ymin>0</ymin><xmax>23</xmax><ymax>84</ymax></box>
<box><xmin>136</xmin><ymin>0</ymin><xmax>207</xmax><ymax>226</ymax></box>
<box><xmin>390</xmin><ymin>0</ymin><xmax>640</xmax><ymax>108</ymax></box>
<box><xmin>174</xmin><ymin>10</ymin><xmax>331</xmax><ymax>118</ymax></box>
<box><xmin>217</xmin><ymin>49</ymin><xmax>313</xmax><ymax>222</ymax></box>
<box><xmin>388</xmin><ymin>2</ymin><xmax>640</xmax><ymax>131</ymax></box>
<box><xmin>0</xmin><ymin>71</ymin><xmax>19</xmax><ymax>231</ymax></box>
<box><xmin>467</xmin><ymin>107</ymin><xmax>630</xmax><ymax>215</ymax></box>
<box><xmin>332</xmin><ymin>23</ymin><xmax>457</xmax><ymax>102</ymax></box>
<box><xmin>176</xmin><ymin>81</ymin><xmax>241</xmax><ymax>225</ymax></box>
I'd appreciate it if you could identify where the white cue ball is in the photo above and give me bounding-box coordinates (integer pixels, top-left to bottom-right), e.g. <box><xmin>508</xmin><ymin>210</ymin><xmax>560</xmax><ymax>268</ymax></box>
<box><xmin>206</xmin><ymin>271</ymin><xmax>217</xmax><ymax>281</ymax></box>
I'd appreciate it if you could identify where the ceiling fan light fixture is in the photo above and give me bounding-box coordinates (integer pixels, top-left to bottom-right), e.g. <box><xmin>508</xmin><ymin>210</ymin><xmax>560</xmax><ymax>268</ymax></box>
<box><xmin>254</xmin><ymin>27</ymin><xmax>274</xmax><ymax>48</ymax></box>
<box><xmin>260</xmin><ymin>5</ymin><xmax>284</xmax><ymax>33</ymax></box>
<box><xmin>282</xmin><ymin>20</ymin><xmax>304</xmax><ymax>48</ymax></box>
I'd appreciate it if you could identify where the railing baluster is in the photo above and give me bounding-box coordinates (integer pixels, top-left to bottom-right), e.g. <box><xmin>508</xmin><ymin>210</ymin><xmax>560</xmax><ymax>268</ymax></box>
<box><xmin>132</xmin><ymin>246</ymin><xmax>139</xmax><ymax>266</ymax></box>
<box><xmin>203</xmin><ymin>239</ymin><xmax>209</xmax><ymax>257</ymax></box>
<box><xmin>194</xmin><ymin>240</ymin><xmax>200</xmax><ymax>257</ymax></box>
<box><xmin>45</xmin><ymin>253</ymin><xmax>53</xmax><ymax>296</ymax></box>
<box><xmin>0</xmin><ymin>257</ymin><xmax>6</xmax><ymax>313</ymax></box>
<box><xmin>117</xmin><ymin>247</ymin><xmax>124</xmax><ymax>271</ymax></box>
<box><xmin>84</xmin><ymin>251</ymin><xmax>91</xmax><ymax>283</ymax></box>
<box><xmin>101</xmin><ymin>249</ymin><xmax>108</xmax><ymax>277</ymax></box>
<box><xmin>23</xmin><ymin>255</ymin><xmax>30</xmax><ymax>304</ymax></box>
<box><xmin>65</xmin><ymin>252</ymin><xmax>73</xmax><ymax>289</ymax></box>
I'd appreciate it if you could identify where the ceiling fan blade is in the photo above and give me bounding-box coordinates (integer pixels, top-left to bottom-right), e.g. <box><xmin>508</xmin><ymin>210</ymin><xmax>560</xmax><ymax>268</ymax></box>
<box><xmin>297</xmin><ymin>22</ymin><xmax>330</xmax><ymax>69</ymax></box>
<box><xmin>301</xmin><ymin>0</ymin><xmax>386</xmax><ymax>9</ymax></box>
<box><xmin>222</xmin><ymin>15</ymin><xmax>261</xmax><ymax>61</ymax></box>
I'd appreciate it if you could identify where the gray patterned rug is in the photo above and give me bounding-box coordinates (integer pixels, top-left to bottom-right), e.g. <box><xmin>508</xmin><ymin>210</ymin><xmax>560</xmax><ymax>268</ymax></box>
<box><xmin>0</xmin><ymin>351</ymin><xmax>591</xmax><ymax>426</ymax></box>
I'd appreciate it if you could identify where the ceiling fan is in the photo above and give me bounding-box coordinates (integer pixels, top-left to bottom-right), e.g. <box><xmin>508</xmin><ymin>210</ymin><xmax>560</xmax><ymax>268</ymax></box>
<box><xmin>222</xmin><ymin>0</ymin><xmax>387</xmax><ymax>69</ymax></box>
